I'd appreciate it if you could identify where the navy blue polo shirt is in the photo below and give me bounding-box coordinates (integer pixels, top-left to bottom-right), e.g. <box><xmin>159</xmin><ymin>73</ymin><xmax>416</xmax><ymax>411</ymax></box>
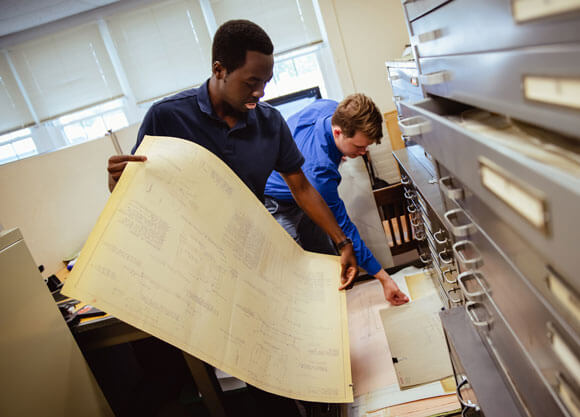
<box><xmin>132</xmin><ymin>80</ymin><xmax>304</xmax><ymax>201</ymax></box>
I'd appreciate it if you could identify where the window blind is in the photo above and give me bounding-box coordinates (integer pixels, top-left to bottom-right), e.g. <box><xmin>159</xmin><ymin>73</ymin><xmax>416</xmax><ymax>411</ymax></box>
<box><xmin>106</xmin><ymin>0</ymin><xmax>212</xmax><ymax>103</ymax></box>
<box><xmin>0</xmin><ymin>54</ymin><xmax>34</xmax><ymax>134</ymax></box>
<box><xmin>8</xmin><ymin>23</ymin><xmax>122</xmax><ymax>122</ymax></box>
<box><xmin>211</xmin><ymin>0</ymin><xmax>322</xmax><ymax>53</ymax></box>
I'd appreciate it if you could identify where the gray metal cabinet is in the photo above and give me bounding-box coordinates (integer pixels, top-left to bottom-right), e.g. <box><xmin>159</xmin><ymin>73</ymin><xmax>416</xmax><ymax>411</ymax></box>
<box><xmin>410</xmin><ymin>0</ymin><xmax>580</xmax><ymax>58</ymax></box>
<box><xmin>393</xmin><ymin>1</ymin><xmax>580</xmax><ymax>415</ymax></box>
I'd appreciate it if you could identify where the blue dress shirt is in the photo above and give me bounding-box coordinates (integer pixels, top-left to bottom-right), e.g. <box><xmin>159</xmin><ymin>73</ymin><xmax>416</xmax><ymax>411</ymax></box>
<box><xmin>264</xmin><ymin>99</ymin><xmax>382</xmax><ymax>275</ymax></box>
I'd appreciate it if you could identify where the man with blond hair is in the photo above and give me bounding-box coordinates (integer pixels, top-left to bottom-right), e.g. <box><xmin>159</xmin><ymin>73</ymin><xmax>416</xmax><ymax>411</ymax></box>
<box><xmin>265</xmin><ymin>94</ymin><xmax>409</xmax><ymax>306</ymax></box>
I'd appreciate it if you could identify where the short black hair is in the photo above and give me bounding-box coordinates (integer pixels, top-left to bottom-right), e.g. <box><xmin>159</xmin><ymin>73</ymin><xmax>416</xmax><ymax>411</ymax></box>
<box><xmin>212</xmin><ymin>20</ymin><xmax>274</xmax><ymax>72</ymax></box>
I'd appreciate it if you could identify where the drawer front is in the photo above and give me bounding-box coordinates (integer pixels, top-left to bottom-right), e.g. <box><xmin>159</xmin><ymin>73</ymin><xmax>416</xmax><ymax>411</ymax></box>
<box><xmin>441</xmin><ymin>307</ymin><xmax>525</xmax><ymax>417</ymax></box>
<box><xmin>419</xmin><ymin>44</ymin><xmax>580</xmax><ymax>140</ymax></box>
<box><xmin>388</xmin><ymin>66</ymin><xmax>424</xmax><ymax>114</ymax></box>
<box><xmin>399</xmin><ymin>98</ymin><xmax>580</xmax><ymax>291</ymax></box>
<box><xmin>410</xmin><ymin>0</ymin><xmax>580</xmax><ymax>57</ymax></box>
<box><xmin>393</xmin><ymin>92</ymin><xmax>424</xmax><ymax>116</ymax></box>
<box><xmin>438</xmin><ymin>164</ymin><xmax>580</xmax><ymax>337</ymax></box>
<box><xmin>448</xmin><ymin>206</ymin><xmax>579</xmax><ymax>417</ymax></box>
<box><xmin>403</xmin><ymin>0</ymin><xmax>451</xmax><ymax>22</ymax></box>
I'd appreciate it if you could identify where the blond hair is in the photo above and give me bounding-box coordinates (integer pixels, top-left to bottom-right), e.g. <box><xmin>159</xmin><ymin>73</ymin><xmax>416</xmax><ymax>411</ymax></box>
<box><xmin>331</xmin><ymin>93</ymin><xmax>383</xmax><ymax>144</ymax></box>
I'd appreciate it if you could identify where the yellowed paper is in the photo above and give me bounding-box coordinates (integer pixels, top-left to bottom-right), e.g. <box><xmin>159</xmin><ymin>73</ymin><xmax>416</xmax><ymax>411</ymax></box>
<box><xmin>62</xmin><ymin>135</ymin><xmax>353</xmax><ymax>402</ymax></box>
<box><xmin>404</xmin><ymin>271</ymin><xmax>437</xmax><ymax>300</ymax></box>
<box><xmin>379</xmin><ymin>293</ymin><xmax>452</xmax><ymax>388</ymax></box>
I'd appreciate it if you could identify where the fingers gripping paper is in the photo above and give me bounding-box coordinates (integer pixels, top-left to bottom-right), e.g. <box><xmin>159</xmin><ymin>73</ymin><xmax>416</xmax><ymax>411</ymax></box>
<box><xmin>63</xmin><ymin>136</ymin><xmax>353</xmax><ymax>402</ymax></box>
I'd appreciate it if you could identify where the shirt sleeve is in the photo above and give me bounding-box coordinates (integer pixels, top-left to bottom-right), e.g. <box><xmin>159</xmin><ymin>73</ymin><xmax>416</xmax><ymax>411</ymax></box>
<box><xmin>314</xmin><ymin>166</ymin><xmax>382</xmax><ymax>275</ymax></box>
<box><xmin>274</xmin><ymin>117</ymin><xmax>305</xmax><ymax>173</ymax></box>
<box><xmin>132</xmin><ymin>105</ymin><xmax>163</xmax><ymax>154</ymax></box>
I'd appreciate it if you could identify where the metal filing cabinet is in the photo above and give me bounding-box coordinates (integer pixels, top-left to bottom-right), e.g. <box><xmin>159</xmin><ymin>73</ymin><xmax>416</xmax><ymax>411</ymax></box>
<box><xmin>393</xmin><ymin>0</ymin><xmax>580</xmax><ymax>415</ymax></box>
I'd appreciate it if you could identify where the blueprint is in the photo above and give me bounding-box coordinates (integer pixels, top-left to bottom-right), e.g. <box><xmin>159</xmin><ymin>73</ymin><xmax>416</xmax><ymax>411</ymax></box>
<box><xmin>63</xmin><ymin>135</ymin><xmax>353</xmax><ymax>402</ymax></box>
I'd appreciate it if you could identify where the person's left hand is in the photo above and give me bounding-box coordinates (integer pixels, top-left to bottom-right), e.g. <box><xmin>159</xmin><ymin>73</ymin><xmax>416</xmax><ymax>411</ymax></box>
<box><xmin>338</xmin><ymin>243</ymin><xmax>358</xmax><ymax>290</ymax></box>
<box><xmin>375</xmin><ymin>269</ymin><xmax>409</xmax><ymax>306</ymax></box>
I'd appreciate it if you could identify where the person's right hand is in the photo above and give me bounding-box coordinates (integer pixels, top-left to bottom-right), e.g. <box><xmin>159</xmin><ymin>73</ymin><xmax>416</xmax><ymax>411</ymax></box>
<box><xmin>107</xmin><ymin>154</ymin><xmax>147</xmax><ymax>192</ymax></box>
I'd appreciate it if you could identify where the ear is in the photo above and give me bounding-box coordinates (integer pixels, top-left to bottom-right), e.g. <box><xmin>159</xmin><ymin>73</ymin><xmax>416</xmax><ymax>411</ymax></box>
<box><xmin>213</xmin><ymin>61</ymin><xmax>227</xmax><ymax>79</ymax></box>
<box><xmin>332</xmin><ymin>126</ymin><xmax>343</xmax><ymax>139</ymax></box>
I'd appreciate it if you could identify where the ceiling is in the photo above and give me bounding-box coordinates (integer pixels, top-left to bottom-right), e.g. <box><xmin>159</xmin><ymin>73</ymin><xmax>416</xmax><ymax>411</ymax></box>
<box><xmin>0</xmin><ymin>0</ymin><xmax>120</xmax><ymax>37</ymax></box>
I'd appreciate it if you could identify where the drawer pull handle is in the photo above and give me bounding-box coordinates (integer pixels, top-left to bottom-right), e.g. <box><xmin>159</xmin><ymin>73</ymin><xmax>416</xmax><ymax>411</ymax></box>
<box><xmin>404</xmin><ymin>190</ymin><xmax>416</xmax><ymax>199</ymax></box>
<box><xmin>448</xmin><ymin>287</ymin><xmax>463</xmax><ymax>304</ymax></box>
<box><xmin>556</xmin><ymin>373</ymin><xmax>580</xmax><ymax>417</ymax></box>
<box><xmin>456</xmin><ymin>378</ymin><xmax>481</xmax><ymax>411</ymax></box>
<box><xmin>392</xmin><ymin>95</ymin><xmax>404</xmax><ymax>103</ymax></box>
<box><xmin>465</xmin><ymin>301</ymin><xmax>492</xmax><ymax>328</ymax></box>
<box><xmin>439</xmin><ymin>250</ymin><xmax>454</xmax><ymax>265</ymax></box>
<box><xmin>397</xmin><ymin>116</ymin><xmax>432</xmax><ymax>136</ymax></box>
<box><xmin>444</xmin><ymin>208</ymin><xmax>476</xmax><ymax>237</ymax></box>
<box><xmin>400</xmin><ymin>175</ymin><xmax>410</xmax><ymax>185</ymax></box>
<box><xmin>433</xmin><ymin>229</ymin><xmax>448</xmax><ymax>244</ymax></box>
<box><xmin>419</xmin><ymin>70</ymin><xmax>451</xmax><ymax>86</ymax></box>
<box><xmin>411</xmin><ymin>217</ymin><xmax>422</xmax><ymax>227</ymax></box>
<box><xmin>453</xmin><ymin>240</ymin><xmax>483</xmax><ymax>269</ymax></box>
<box><xmin>546</xmin><ymin>268</ymin><xmax>580</xmax><ymax>327</ymax></box>
<box><xmin>407</xmin><ymin>204</ymin><xmax>416</xmax><ymax>213</ymax></box>
<box><xmin>443</xmin><ymin>269</ymin><xmax>457</xmax><ymax>284</ymax></box>
<box><xmin>439</xmin><ymin>176</ymin><xmax>464</xmax><ymax>201</ymax></box>
<box><xmin>419</xmin><ymin>253</ymin><xmax>431</xmax><ymax>264</ymax></box>
<box><xmin>548</xmin><ymin>325</ymin><xmax>580</xmax><ymax>388</ymax></box>
<box><xmin>457</xmin><ymin>271</ymin><xmax>488</xmax><ymax>300</ymax></box>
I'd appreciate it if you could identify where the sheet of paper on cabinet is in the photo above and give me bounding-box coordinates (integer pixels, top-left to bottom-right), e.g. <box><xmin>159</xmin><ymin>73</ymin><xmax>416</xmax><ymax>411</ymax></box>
<box><xmin>379</xmin><ymin>293</ymin><xmax>453</xmax><ymax>388</ymax></box>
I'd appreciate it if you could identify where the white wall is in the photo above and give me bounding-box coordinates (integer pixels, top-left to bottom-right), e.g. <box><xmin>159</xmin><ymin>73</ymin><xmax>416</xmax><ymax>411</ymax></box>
<box><xmin>317</xmin><ymin>0</ymin><xmax>409</xmax><ymax>184</ymax></box>
<box><xmin>317</xmin><ymin>0</ymin><xmax>409</xmax><ymax>113</ymax></box>
<box><xmin>0</xmin><ymin>124</ymin><xmax>139</xmax><ymax>277</ymax></box>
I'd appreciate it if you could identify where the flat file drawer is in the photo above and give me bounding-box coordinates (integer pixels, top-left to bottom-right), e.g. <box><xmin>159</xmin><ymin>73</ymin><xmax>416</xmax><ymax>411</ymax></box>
<box><xmin>418</xmin><ymin>44</ymin><xmax>580</xmax><ymax>139</ymax></box>
<box><xmin>441</xmin><ymin>307</ymin><xmax>525</xmax><ymax>417</ymax></box>
<box><xmin>437</xmin><ymin>163</ymin><xmax>580</xmax><ymax>338</ymax></box>
<box><xmin>387</xmin><ymin>64</ymin><xmax>422</xmax><ymax>98</ymax></box>
<box><xmin>403</xmin><ymin>0</ymin><xmax>451</xmax><ymax>22</ymax></box>
<box><xmin>444</xmin><ymin>198</ymin><xmax>580</xmax><ymax>417</ymax></box>
<box><xmin>399</xmin><ymin>97</ymin><xmax>580</xmax><ymax>291</ymax></box>
<box><xmin>386</xmin><ymin>62</ymin><xmax>424</xmax><ymax>115</ymax></box>
<box><xmin>410</xmin><ymin>0</ymin><xmax>580</xmax><ymax>58</ymax></box>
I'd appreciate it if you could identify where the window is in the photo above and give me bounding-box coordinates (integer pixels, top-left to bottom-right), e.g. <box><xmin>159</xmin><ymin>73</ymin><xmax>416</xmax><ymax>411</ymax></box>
<box><xmin>57</xmin><ymin>99</ymin><xmax>129</xmax><ymax>144</ymax></box>
<box><xmin>0</xmin><ymin>128</ymin><xmax>37</xmax><ymax>164</ymax></box>
<box><xmin>264</xmin><ymin>46</ymin><xmax>327</xmax><ymax>101</ymax></box>
<box><xmin>0</xmin><ymin>0</ymin><xmax>338</xmax><ymax>165</ymax></box>
<box><xmin>8</xmin><ymin>23</ymin><xmax>122</xmax><ymax>122</ymax></box>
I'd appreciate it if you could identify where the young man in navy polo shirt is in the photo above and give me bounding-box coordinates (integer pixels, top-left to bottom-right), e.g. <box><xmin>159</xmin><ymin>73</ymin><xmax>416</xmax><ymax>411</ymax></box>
<box><xmin>107</xmin><ymin>19</ymin><xmax>359</xmax><ymax>416</ymax></box>
<box><xmin>107</xmin><ymin>20</ymin><xmax>357</xmax><ymax>286</ymax></box>
<box><xmin>265</xmin><ymin>94</ymin><xmax>409</xmax><ymax>306</ymax></box>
